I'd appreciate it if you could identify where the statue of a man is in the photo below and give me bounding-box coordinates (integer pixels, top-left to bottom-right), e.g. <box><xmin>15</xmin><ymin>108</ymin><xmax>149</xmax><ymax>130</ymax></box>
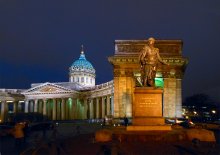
<box><xmin>139</xmin><ymin>37</ymin><xmax>168</xmax><ymax>87</ymax></box>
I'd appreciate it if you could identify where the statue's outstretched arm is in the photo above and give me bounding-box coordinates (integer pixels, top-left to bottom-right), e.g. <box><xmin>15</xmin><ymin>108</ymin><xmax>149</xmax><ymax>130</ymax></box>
<box><xmin>157</xmin><ymin>51</ymin><xmax>169</xmax><ymax>65</ymax></box>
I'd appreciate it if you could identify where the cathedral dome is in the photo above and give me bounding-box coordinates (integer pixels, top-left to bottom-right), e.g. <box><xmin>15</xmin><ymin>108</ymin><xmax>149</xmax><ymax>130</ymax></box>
<box><xmin>71</xmin><ymin>51</ymin><xmax>95</xmax><ymax>74</ymax></box>
<box><xmin>69</xmin><ymin>46</ymin><xmax>96</xmax><ymax>86</ymax></box>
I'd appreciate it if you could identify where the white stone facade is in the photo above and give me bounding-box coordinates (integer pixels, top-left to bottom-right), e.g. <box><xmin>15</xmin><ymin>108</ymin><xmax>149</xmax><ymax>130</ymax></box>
<box><xmin>0</xmin><ymin>50</ymin><xmax>113</xmax><ymax>122</ymax></box>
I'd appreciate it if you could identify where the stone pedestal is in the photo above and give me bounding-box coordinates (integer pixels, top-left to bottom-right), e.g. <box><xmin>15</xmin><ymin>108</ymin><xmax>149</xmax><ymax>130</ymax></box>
<box><xmin>127</xmin><ymin>87</ymin><xmax>171</xmax><ymax>131</ymax></box>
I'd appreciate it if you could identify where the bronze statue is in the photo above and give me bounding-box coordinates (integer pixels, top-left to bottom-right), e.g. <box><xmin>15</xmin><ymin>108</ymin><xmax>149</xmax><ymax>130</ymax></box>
<box><xmin>139</xmin><ymin>37</ymin><xmax>168</xmax><ymax>87</ymax></box>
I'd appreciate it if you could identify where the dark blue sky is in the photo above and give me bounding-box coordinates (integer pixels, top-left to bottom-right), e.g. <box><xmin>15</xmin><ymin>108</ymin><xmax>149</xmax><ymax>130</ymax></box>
<box><xmin>0</xmin><ymin>0</ymin><xmax>220</xmax><ymax>101</ymax></box>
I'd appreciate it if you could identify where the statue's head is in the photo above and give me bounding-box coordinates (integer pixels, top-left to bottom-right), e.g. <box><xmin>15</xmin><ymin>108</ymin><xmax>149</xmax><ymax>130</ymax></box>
<box><xmin>148</xmin><ymin>37</ymin><xmax>155</xmax><ymax>45</ymax></box>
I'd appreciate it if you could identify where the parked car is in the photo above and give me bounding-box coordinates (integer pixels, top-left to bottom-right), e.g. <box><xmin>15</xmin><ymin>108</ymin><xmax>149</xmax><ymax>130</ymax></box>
<box><xmin>166</xmin><ymin>118</ymin><xmax>187</xmax><ymax>124</ymax></box>
<box><xmin>168</xmin><ymin>118</ymin><xmax>195</xmax><ymax>128</ymax></box>
<box><xmin>165</xmin><ymin>118</ymin><xmax>175</xmax><ymax>124</ymax></box>
<box><xmin>178</xmin><ymin>119</ymin><xmax>195</xmax><ymax>128</ymax></box>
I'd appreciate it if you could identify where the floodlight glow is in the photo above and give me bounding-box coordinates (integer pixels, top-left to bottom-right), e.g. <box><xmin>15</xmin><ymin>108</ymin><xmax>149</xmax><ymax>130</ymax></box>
<box><xmin>155</xmin><ymin>78</ymin><xmax>164</xmax><ymax>88</ymax></box>
<box><xmin>212</xmin><ymin>110</ymin><xmax>216</xmax><ymax>114</ymax></box>
<box><xmin>6</xmin><ymin>101</ymin><xmax>13</xmax><ymax>103</ymax></box>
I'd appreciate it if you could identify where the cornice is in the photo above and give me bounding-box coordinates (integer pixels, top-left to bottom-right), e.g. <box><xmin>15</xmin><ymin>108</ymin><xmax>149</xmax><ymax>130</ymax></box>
<box><xmin>109</xmin><ymin>56</ymin><xmax>188</xmax><ymax>67</ymax></box>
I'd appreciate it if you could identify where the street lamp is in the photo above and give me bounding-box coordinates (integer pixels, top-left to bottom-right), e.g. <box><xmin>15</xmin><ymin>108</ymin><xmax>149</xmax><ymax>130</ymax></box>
<box><xmin>211</xmin><ymin>110</ymin><xmax>216</xmax><ymax>114</ymax></box>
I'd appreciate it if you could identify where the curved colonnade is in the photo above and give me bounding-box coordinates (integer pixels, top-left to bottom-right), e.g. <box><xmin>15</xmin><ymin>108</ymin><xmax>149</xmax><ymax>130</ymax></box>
<box><xmin>0</xmin><ymin>81</ymin><xmax>114</xmax><ymax>122</ymax></box>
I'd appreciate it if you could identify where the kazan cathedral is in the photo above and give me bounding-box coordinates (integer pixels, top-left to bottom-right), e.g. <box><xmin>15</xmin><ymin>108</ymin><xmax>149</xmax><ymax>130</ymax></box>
<box><xmin>0</xmin><ymin>39</ymin><xmax>188</xmax><ymax>123</ymax></box>
<box><xmin>0</xmin><ymin>48</ymin><xmax>114</xmax><ymax>122</ymax></box>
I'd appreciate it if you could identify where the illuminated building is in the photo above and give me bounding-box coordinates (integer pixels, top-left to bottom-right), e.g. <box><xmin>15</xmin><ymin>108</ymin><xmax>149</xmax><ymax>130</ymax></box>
<box><xmin>0</xmin><ymin>39</ymin><xmax>188</xmax><ymax>122</ymax></box>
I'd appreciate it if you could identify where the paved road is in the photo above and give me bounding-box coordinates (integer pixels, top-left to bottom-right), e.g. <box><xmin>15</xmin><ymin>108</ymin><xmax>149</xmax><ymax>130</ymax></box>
<box><xmin>0</xmin><ymin>122</ymin><xmax>103</xmax><ymax>155</ymax></box>
<box><xmin>1</xmin><ymin>122</ymin><xmax>220</xmax><ymax>155</ymax></box>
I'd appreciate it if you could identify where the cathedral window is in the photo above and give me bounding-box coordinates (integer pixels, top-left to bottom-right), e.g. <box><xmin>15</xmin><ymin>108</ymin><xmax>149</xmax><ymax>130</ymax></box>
<box><xmin>81</xmin><ymin>77</ymin><xmax>84</xmax><ymax>83</ymax></box>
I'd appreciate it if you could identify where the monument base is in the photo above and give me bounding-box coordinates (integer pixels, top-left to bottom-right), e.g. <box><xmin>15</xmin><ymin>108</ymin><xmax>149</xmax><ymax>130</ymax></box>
<box><xmin>129</xmin><ymin>87</ymin><xmax>171</xmax><ymax>131</ymax></box>
<box><xmin>133</xmin><ymin>117</ymin><xmax>165</xmax><ymax>126</ymax></box>
<box><xmin>127</xmin><ymin>125</ymin><xmax>171</xmax><ymax>131</ymax></box>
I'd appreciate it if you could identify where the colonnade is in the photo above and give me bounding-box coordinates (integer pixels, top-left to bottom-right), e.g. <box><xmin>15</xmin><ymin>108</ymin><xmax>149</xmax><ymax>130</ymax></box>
<box><xmin>87</xmin><ymin>95</ymin><xmax>114</xmax><ymax>119</ymax></box>
<box><xmin>0</xmin><ymin>95</ymin><xmax>113</xmax><ymax>122</ymax></box>
<box><xmin>0</xmin><ymin>100</ymin><xmax>24</xmax><ymax>122</ymax></box>
<box><xmin>24</xmin><ymin>95</ymin><xmax>113</xmax><ymax>121</ymax></box>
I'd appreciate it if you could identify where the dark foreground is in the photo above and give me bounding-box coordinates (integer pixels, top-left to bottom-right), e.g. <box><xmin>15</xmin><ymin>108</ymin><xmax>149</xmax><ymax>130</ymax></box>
<box><xmin>0</xmin><ymin>122</ymin><xmax>220</xmax><ymax>155</ymax></box>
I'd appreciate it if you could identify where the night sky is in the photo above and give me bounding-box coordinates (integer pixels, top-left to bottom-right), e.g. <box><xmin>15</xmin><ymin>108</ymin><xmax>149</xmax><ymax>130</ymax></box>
<box><xmin>0</xmin><ymin>0</ymin><xmax>220</xmax><ymax>102</ymax></box>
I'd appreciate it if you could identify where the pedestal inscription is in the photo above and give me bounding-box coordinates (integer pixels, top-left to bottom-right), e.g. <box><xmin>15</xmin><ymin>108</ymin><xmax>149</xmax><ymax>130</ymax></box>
<box><xmin>134</xmin><ymin>93</ymin><xmax>162</xmax><ymax>117</ymax></box>
<box><xmin>132</xmin><ymin>87</ymin><xmax>165</xmax><ymax>126</ymax></box>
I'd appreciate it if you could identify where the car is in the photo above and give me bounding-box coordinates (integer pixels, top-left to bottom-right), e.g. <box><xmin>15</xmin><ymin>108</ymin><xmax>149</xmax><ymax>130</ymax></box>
<box><xmin>178</xmin><ymin>120</ymin><xmax>195</xmax><ymax>128</ymax></box>
<box><xmin>166</xmin><ymin>118</ymin><xmax>187</xmax><ymax>124</ymax></box>
<box><xmin>165</xmin><ymin>118</ymin><xmax>175</xmax><ymax>124</ymax></box>
<box><xmin>175</xmin><ymin>118</ymin><xmax>189</xmax><ymax>124</ymax></box>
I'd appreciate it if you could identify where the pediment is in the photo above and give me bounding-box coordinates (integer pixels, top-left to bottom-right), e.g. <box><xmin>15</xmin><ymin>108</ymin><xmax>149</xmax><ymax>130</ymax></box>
<box><xmin>22</xmin><ymin>82</ymin><xmax>73</xmax><ymax>94</ymax></box>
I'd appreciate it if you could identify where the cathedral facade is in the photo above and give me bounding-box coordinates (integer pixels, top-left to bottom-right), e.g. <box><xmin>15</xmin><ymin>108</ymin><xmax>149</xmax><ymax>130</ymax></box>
<box><xmin>0</xmin><ymin>48</ymin><xmax>114</xmax><ymax>122</ymax></box>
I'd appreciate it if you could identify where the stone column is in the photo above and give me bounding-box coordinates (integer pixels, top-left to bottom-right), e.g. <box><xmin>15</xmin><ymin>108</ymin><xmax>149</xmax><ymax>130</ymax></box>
<box><xmin>163</xmin><ymin>78</ymin><xmax>177</xmax><ymax>118</ymax></box>
<box><xmin>89</xmin><ymin>98</ymin><xmax>94</xmax><ymax>119</ymax></box>
<box><xmin>111</xmin><ymin>95</ymin><xmax>114</xmax><ymax>116</ymax></box>
<box><xmin>75</xmin><ymin>98</ymin><xmax>82</xmax><ymax>119</ymax></box>
<box><xmin>113</xmin><ymin>77</ymin><xmax>120</xmax><ymax>118</ymax></box>
<box><xmin>176</xmin><ymin>79</ymin><xmax>182</xmax><ymax>118</ymax></box>
<box><xmin>72</xmin><ymin>98</ymin><xmax>77</xmax><ymax>119</ymax></box>
<box><xmin>30</xmin><ymin>100</ymin><xmax>34</xmax><ymax>112</ymax></box>
<box><xmin>34</xmin><ymin>99</ymin><xmax>38</xmax><ymax>112</ymax></box>
<box><xmin>1</xmin><ymin>100</ymin><xmax>7</xmax><ymax>122</ymax></box>
<box><xmin>25</xmin><ymin>100</ymin><xmax>29</xmax><ymax>113</ymax></box>
<box><xmin>61</xmin><ymin>98</ymin><xmax>66</xmax><ymax>120</ymax></box>
<box><xmin>13</xmin><ymin>101</ymin><xmax>18</xmax><ymax>114</ymax></box>
<box><xmin>106</xmin><ymin>96</ymin><xmax>110</xmax><ymax>115</ymax></box>
<box><xmin>17</xmin><ymin>101</ymin><xmax>22</xmax><ymax>112</ymax></box>
<box><xmin>114</xmin><ymin>76</ymin><xmax>133</xmax><ymax>118</ymax></box>
<box><xmin>43</xmin><ymin>99</ymin><xmax>47</xmax><ymax>116</ymax></box>
<box><xmin>125</xmin><ymin>76</ymin><xmax>133</xmax><ymax>117</ymax></box>
<box><xmin>52</xmin><ymin>99</ymin><xmax>57</xmax><ymax>120</ymax></box>
<box><xmin>38</xmin><ymin>100</ymin><xmax>43</xmax><ymax>114</ymax></box>
<box><xmin>101</xmin><ymin>97</ymin><xmax>105</xmax><ymax>118</ymax></box>
<box><xmin>113</xmin><ymin>69</ymin><xmax>134</xmax><ymax>118</ymax></box>
<box><xmin>96</xmin><ymin>98</ymin><xmax>99</xmax><ymax>119</ymax></box>
<box><xmin>56</xmin><ymin>99</ymin><xmax>61</xmax><ymax>120</ymax></box>
<box><xmin>65</xmin><ymin>99</ymin><xmax>70</xmax><ymax>119</ymax></box>
<box><xmin>84</xmin><ymin>98</ymin><xmax>88</xmax><ymax>119</ymax></box>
